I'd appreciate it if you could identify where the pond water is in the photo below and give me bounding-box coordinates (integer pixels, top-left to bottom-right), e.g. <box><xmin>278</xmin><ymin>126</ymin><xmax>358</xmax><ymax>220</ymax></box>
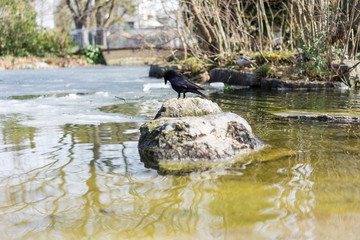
<box><xmin>1</xmin><ymin>66</ymin><xmax>360</xmax><ymax>239</ymax></box>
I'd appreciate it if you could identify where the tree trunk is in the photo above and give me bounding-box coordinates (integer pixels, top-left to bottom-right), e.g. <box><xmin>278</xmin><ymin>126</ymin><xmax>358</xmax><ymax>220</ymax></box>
<box><xmin>66</xmin><ymin>0</ymin><xmax>93</xmax><ymax>49</ymax></box>
<box><xmin>95</xmin><ymin>10</ymin><xmax>104</xmax><ymax>46</ymax></box>
<box><xmin>74</xmin><ymin>16</ymin><xmax>90</xmax><ymax>49</ymax></box>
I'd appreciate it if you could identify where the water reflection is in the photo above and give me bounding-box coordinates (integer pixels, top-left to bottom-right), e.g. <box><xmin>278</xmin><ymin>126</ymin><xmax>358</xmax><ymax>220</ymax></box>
<box><xmin>1</xmin><ymin>67</ymin><xmax>360</xmax><ymax>239</ymax></box>
<box><xmin>0</xmin><ymin>114</ymin><xmax>37</xmax><ymax>152</ymax></box>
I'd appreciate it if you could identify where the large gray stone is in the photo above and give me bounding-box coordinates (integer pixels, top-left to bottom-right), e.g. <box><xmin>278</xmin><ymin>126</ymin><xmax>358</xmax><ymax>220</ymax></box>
<box><xmin>209</xmin><ymin>68</ymin><xmax>259</xmax><ymax>87</ymax></box>
<box><xmin>138</xmin><ymin>112</ymin><xmax>264</xmax><ymax>171</ymax></box>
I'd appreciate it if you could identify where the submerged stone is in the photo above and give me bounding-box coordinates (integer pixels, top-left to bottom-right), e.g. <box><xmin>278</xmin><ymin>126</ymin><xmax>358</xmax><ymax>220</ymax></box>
<box><xmin>272</xmin><ymin>110</ymin><xmax>360</xmax><ymax>123</ymax></box>
<box><xmin>138</xmin><ymin>99</ymin><xmax>264</xmax><ymax>172</ymax></box>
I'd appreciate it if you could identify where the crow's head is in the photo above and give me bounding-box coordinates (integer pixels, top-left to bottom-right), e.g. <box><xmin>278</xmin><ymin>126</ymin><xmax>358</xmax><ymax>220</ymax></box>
<box><xmin>163</xmin><ymin>70</ymin><xmax>178</xmax><ymax>85</ymax></box>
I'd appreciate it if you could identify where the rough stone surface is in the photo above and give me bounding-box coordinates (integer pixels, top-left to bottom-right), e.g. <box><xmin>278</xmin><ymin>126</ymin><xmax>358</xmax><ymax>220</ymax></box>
<box><xmin>138</xmin><ymin>112</ymin><xmax>264</xmax><ymax>169</ymax></box>
<box><xmin>209</xmin><ymin>68</ymin><xmax>350</xmax><ymax>89</ymax></box>
<box><xmin>154</xmin><ymin>97</ymin><xmax>222</xmax><ymax>119</ymax></box>
<box><xmin>273</xmin><ymin>111</ymin><xmax>360</xmax><ymax>123</ymax></box>
<box><xmin>209</xmin><ymin>68</ymin><xmax>259</xmax><ymax>87</ymax></box>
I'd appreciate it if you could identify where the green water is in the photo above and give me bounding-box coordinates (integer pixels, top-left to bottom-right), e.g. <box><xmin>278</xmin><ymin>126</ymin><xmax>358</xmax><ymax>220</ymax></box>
<box><xmin>1</xmin><ymin>67</ymin><xmax>360</xmax><ymax>239</ymax></box>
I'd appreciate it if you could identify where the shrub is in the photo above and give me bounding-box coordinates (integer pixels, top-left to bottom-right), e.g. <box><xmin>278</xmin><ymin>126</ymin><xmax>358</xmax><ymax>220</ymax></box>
<box><xmin>82</xmin><ymin>45</ymin><xmax>106</xmax><ymax>64</ymax></box>
<box><xmin>296</xmin><ymin>34</ymin><xmax>334</xmax><ymax>80</ymax></box>
<box><xmin>0</xmin><ymin>0</ymin><xmax>74</xmax><ymax>57</ymax></box>
<box><xmin>256</xmin><ymin>64</ymin><xmax>273</xmax><ymax>78</ymax></box>
<box><xmin>182</xmin><ymin>57</ymin><xmax>205</xmax><ymax>75</ymax></box>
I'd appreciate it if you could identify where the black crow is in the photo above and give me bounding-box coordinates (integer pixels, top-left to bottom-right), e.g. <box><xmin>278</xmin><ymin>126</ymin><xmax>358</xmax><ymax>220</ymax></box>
<box><xmin>163</xmin><ymin>70</ymin><xmax>208</xmax><ymax>99</ymax></box>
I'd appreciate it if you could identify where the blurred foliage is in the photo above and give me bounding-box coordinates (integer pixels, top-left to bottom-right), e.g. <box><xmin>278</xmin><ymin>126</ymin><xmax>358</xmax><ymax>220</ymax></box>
<box><xmin>0</xmin><ymin>0</ymin><xmax>74</xmax><ymax>57</ymax></box>
<box><xmin>296</xmin><ymin>34</ymin><xmax>334</xmax><ymax>80</ymax></box>
<box><xmin>256</xmin><ymin>64</ymin><xmax>274</xmax><ymax>78</ymax></box>
<box><xmin>171</xmin><ymin>57</ymin><xmax>210</xmax><ymax>76</ymax></box>
<box><xmin>254</xmin><ymin>51</ymin><xmax>295</xmax><ymax>65</ymax></box>
<box><xmin>82</xmin><ymin>45</ymin><xmax>106</xmax><ymax>64</ymax></box>
<box><xmin>181</xmin><ymin>57</ymin><xmax>205</xmax><ymax>75</ymax></box>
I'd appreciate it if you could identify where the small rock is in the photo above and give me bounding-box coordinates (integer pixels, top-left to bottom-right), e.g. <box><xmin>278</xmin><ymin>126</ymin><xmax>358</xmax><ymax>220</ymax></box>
<box><xmin>99</xmin><ymin>208</ymin><xmax>115</xmax><ymax>214</ymax></box>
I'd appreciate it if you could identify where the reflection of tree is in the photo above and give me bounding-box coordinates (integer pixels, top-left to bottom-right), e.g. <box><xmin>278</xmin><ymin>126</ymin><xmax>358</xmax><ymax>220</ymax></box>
<box><xmin>48</xmin><ymin>128</ymin><xmax>75</xmax><ymax>229</ymax></box>
<box><xmin>203</xmin><ymin>113</ymin><xmax>318</xmax><ymax>238</ymax></box>
<box><xmin>1</xmin><ymin>114</ymin><xmax>37</xmax><ymax>152</ymax></box>
<box><xmin>254</xmin><ymin>119</ymin><xmax>316</xmax><ymax>239</ymax></box>
<box><xmin>79</xmin><ymin>125</ymin><xmax>103</xmax><ymax>237</ymax></box>
<box><xmin>258</xmin><ymin>162</ymin><xmax>315</xmax><ymax>239</ymax></box>
<box><xmin>98</xmin><ymin>100</ymin><xmax>161</xmax><ymax>118</ymax></box>
<box><xmin>63</xmin><ymin>122</ymin><xmax>141</xmax><ymax>144</ymax></box>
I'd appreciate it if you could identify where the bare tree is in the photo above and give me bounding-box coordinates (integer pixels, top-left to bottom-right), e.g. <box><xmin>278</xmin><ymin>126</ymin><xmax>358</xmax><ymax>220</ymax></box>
<box><xmin>64</xmin><ymin>0</ymin><xmax>135</xmax><ymax>48</ymax></box>
<box><xmin>94</xmin><ymin>0</ymin><xmax>134</xmax><ymax>45</ymax></box>
<box><xmin>65</xmin><ymin>0</ymin><xmax>94</xmax><ymax>48</ymax></box>
<box><xmin>161</xmin><ymin>0</ymin><xmax>188</xmax><ymax>59</ymax></box>
<box><xmin>164</xmin><ymin>0</ymin><xmax>359</xmax><ymax>67</ymax></box>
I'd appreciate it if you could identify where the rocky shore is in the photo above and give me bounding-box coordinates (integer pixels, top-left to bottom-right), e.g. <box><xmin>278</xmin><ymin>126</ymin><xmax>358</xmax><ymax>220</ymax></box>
<box><xmin>209</xmin><ymin>68</ymin><xmax>350</xmax><ymax>90</ymax></box>
<box><xmin>149</xmin><ymin>64</ymin><xmax>354</xmax><ymax>90</ymax></box>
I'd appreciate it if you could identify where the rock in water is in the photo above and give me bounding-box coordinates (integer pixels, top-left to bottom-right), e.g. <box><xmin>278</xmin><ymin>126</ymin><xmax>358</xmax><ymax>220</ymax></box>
<box><xmin>154</xmin><ymin>97</ymin><xmax>222</xmax><ymax>119</ymax></box>
<box><xmin>138</xmin><ymin>98</ymin><xmax>264</xmax><ymax>172</ymax></box>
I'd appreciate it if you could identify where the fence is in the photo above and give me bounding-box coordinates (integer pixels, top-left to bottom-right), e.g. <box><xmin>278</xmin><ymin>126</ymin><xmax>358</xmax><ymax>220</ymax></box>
<box><xmin>70</xmin><ymin>25</ymin><xmax>184</xmax><ymax>50</ymax></box>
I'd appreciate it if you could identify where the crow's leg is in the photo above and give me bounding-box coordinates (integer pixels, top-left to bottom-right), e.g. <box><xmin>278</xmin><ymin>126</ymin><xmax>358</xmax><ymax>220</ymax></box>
<box><xmin>177</xmin><ymin>92</ymin><xmax>180</xmax><ymax>99</ymax></box>
<box><xmin>183</xmin><ymin>92</ymin><xmax>186</xmax><ymax>98</ymax></box>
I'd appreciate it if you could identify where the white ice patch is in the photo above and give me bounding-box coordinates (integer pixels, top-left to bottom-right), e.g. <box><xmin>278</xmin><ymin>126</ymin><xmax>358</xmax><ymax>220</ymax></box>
<box><xmin>68</xmin><ymin>93</ymin><xmax>78</xmax><ymax>99</ymax></box>
<box><xmin>143</xmin><ymin>83</ymin><xmax>170</xmax><ymax>92</ymax></box>
<box><xmin>123</xmin><ymin>129</ymin><xmax>140</xmax><ymax>134</ymax></box>
<box><xmin>209</xmin><ymin>82</ymin><xmax>225</xmax><ymax>89</ymax></box>
<box><xmin>95</xmin><ymin>91</ymin><xmax>109</xmax><ymax>97</ymax></box>
<box><xmin>0</xmin><ymin>92</ymin><xmax>145</xmax><ymax>127</ymax></box>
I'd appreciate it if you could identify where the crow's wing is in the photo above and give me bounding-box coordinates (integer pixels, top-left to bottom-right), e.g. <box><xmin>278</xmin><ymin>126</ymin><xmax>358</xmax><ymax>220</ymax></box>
<box><xmin>171</xmin><ymin>75</ymin><xmax>204</xmax><ymax>90</ymax></box>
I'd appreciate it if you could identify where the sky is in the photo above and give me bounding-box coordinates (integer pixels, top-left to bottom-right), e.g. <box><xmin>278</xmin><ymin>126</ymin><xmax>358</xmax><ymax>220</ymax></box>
<box><xmin>34</xmin><ymin>0</ymin><xmax>60</xmax><ymax>29</ymax></box>
<box><xmin>33</xmin><ymin>0</ymin><xmax>178</xmax><ymax>29</ymax></box>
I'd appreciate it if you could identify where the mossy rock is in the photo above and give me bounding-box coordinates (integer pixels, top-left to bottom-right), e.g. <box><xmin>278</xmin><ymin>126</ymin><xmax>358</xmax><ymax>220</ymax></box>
<box><xmin>271</xmin><ymin>110</ymin><xmax>360</xmax><ymax>123</ymax></box>
<box><xmin>138</xmin><ymin>112</ymin><xmax>265</xmax><ymax>173</ymax></box>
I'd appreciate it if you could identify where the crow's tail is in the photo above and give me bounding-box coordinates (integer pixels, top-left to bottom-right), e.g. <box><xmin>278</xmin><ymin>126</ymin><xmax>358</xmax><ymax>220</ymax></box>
<box><xmin>191</xmin><ymin>89</ymin><xmax>208</xmax><ymax>98</ymax></box>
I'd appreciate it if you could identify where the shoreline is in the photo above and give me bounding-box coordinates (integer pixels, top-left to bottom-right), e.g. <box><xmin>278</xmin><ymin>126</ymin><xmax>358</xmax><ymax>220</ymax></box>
<box><xmin>208</xmin><ymin>68</ymin><xmax>350</xmax><ymax>90</ymax></box>
<box><xmin>149</xmin><ymin>64</ymin><xmax>353</xmax><ymax>90</ymax></box>
<box><xmin>0</xmin><ymin>55</ymin><xmax>93</xmax><ymax>70</ymax></box>
<box><xmin>1</xmin><ymin>57</ymin><xmax>356</xmax><ymax>91</ymax></box>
